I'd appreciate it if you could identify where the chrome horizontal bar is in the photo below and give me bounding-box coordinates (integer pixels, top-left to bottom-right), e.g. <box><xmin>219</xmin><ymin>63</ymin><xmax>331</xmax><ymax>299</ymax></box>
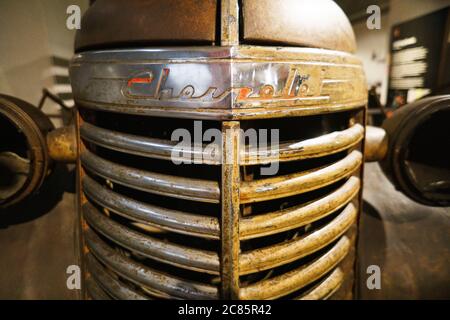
<box><xmin>244</xmin><ymin>124</ymin><xmax>364</xmax><ymax>164</ymax></box>
<box><xmin>81</xmin><ymin>121</ymin><xmax>363</xmax><ymax>166</ymax></box>
<box><xmin>240</xmin><ymin>176</ymin><xmax>360</xmax><ymax>239</ymax></box>
<box><xmin>71</xmin><ymin>46</ymin><xmax>360</xmax><ymax>63</ymax></box>
<box><xmin>239</xmin><ymin>235</ymin><xmax>350</xmax><ymax>300</ymax></box>
<box><xmin>240</xmin><ymin>150</ymin><xmax>362</xmax><ymax>203</ymax></box>
<box><xmin>239</xmin><ymin>203</ymin><xmax>356</xmax><ymax>275</ymax></box>
<box><xmin>82</xmin><ymin>175</ymin><xmax>220</xmax><ymax>239</ymax></box>
<box><xmin>83</xmin><ymin>202</ymin><xmax>220</xmax><ymax>274</ymax></box>
<box><xmin>85</xmin><ymin>228</ymin><xmax>219</xmax><ymax>300</ymax></box>
<box><xmin>87</xmin><ymin>253</ymin><xmax>149</xmax><ymax>300</ymax></box>
<box><xmin>76</xmin><ymin>100</ymin><xmax>366</xmax><ymax>121</ymax></box>
<box><xmin>296</xmin><ymin>267</ymin><xmax>344</xmax><ymax>300</ymax></box>
<box><xmin>80</xmin><ymin>122</ymin><xmax>220</xmax><ymax>165</ymax></box>
<box><xmin>81</xmin><ymin>150</ymin><xmax>220</xmax><ymax>203</ymax></box>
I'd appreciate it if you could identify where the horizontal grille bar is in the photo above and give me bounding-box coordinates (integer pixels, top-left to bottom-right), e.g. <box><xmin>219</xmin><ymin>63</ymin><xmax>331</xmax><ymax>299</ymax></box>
<box><xmin>239</xmin><ymin>235</ymin><xmax>350</xmax><ymax>300</ymax></box>
<box><xmin>296</xmin><ymin>267</ymin><xmax>344</xmax><ymax>300</ymax></box>
<box><xmin>239</xmin><ymin>203</ymin><xmax>356</xmax><ymax>275</ymax></box>
<box><xmin>245</xmin><ymin>124</ymin><xmax>364</xmax><ymax>164</ymax></box>
<box><xmin>80</xmin><ymin>122</ymin><xmax>219</xmax><ymax>165</ymax></box>
<box><xmin>83</xmin><ymin>203</ymin><xmax>220</xmax><ymax>274</ymax></box>
<box><xmin>240</xmin><ymin>150</ymin><xmax>362</xmax><ymax>203</ymax></box>
<box><xmin>85</xmin><ymin>228</ymin><xmax>219</xmax><ymax>299</ymax></box>
<box><xmin>86</xmin><ymin>253</ymin><xmax>148</xmax><ymax>300</ymax></box>
<box><xmin>80</xmin><ymin>121</ymin><xmax>363</xmax><ymax>165</ymax></box>
<box><xmin>240</xmin><ymin>176</ymin><xmax>360</xmax><ymax>239</ymax></box>
<box><xmin>81</xmin><ymin>150</ymin><xmax>220</xmax><ymax>203</ymax></box>
<box><xmin>77</xmin><ymin>100</ymin><xmax>366</xmax><ymax>121</ymax></box>
<box><xmin>82</xmin><ymin>175</ymin><xmax>220</xmax><ymax>239</ymax></box>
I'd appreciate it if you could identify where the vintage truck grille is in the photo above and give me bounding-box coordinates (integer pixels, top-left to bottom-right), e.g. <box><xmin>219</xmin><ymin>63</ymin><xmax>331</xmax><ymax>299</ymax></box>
<box><xmin>70</xmin><ymin>46</ymin><xmax>367</xmax><ymax>300</ymax></box>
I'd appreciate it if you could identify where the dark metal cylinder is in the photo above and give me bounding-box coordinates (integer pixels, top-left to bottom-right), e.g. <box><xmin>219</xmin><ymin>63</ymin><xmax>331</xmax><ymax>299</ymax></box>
<box><xmin>381</xmin><ymin>95</ymin><xmax>450</xmax><ymax>207</ymax></box>
<box><xmin>0</xmin><ymin>95</ymin><xmax>54</xmax><ymax>209</ymax></box>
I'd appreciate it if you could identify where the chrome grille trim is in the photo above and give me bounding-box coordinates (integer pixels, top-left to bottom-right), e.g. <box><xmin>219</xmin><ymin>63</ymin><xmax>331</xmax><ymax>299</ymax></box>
<box><xmin>240</xmin><ymin>150</ymin><xmax>362</xmax><ymax>203</ymax></box>
<box><xmin>86</xmin><ymin>253</ymin><xmax>149</xmax><ymax>300</ymax></box>
<box><xmin>81</xmin><ymin>150</ymin><xmax>220</xmax><ymax>203</ymax></box>
<box><xmin>82</xmin><ymin>175</ymin><xmax>220</xmax><ymax>239</ymax></box>
<box><xmin>239</xmin><ymin>236</ymin><xmax>351</xmax><ymax>300</ymax></box>
<box><xmin>83</xmin><ymin>203</ymin><xmax>220</xmax><ymax>274</ymax></box>
<box><xmin>80</xmin><ymin>122</ymin><xmax>219</xmax><ymax>165</ymax></box>
<box><xmin>240</xmin><ymin>176</ymin><xmax>360</xmax><ymax>239</ymax></box>
<box><xmin>239</xmin><ymin>203</ymin><xmax>356</xmax><ymax>275</ymax></box>
<box><xmin>245</xmin><ymin>124</ymin><xmax>364</xmax><ymax>164</ymax></box>
<box><xmin>85</xmin><ymin>229</ymin><xmax>220</xmax><ymax>300</ymax></box>
<box><xmin>296</xmin><ymin>267</ymin><xmax>344</xmax><ymax>300</ymax></box>
<box><xmin>80</xmin><ymin>121</ymin><xmax>364</xmax><ymax>165</ymax></box>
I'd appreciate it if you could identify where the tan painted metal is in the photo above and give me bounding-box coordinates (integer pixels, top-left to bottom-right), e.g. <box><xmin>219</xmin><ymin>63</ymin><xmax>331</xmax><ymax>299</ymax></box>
<box><xmin>242</xmin><ymin>0</ymin><xmax>356</xmax><ymax>53</ymax></box>
<box><xmin>74</xmin><ymin>0</ymin><xmax>218</xmax><ymax>52</ymax></box>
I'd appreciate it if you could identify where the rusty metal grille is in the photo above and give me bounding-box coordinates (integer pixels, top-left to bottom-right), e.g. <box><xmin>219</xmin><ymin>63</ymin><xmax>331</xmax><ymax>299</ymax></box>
<box><xmin>71</xmin><ymin>46</ymin><xmax>367</xmax><ymax>300</ymax></box>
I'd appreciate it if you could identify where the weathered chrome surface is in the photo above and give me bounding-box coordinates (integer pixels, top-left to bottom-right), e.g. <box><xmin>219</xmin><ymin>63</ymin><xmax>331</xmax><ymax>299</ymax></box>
<box><xmin>82</xmin><ymin>175</ymin><xmax>220</xmax><ymax>239</ymax></box>
<box><xmin>365</xmin><ymin>125</ymin><xmax>388</xmax><ymax>162</ymax></box>
<box><xmin>296</xmin><ymin>267</ymin><xmax>344</xmax><ymax>300</ymax></box>
<box><xmin>246</xmin><ymin>124</ymin><xmax>364</xmax><ymax>164</ymax></box>
<box><xmin>240</xmin><ymin>150</ymin><xmax>362</xmax><ymax>203</ymax></box>
<box><xmin>85</xmin><ymin>228</ymin><xmax>219</xmax><ymax>300</ymax></box>
<box><xmin>81</xmin><ymin>150</ymin><xmax>220</xmax><ymax>203</ymax></box>
<box><xmin>80</xmin><ymin>121</ymin><xmax>364</xmax><ymax>165</ymax></box>
<box><xmin>73</xmin><ymin>45</ymin><xmax>366</xmax><ymax>301</ymax></box>
<box><xmin>239</xmin><ymin>236</ymin><xmax>351</xmax><ymax>300</ymax></box>
<box><xmin>83</xmin><ymin>203</ymin><xmax>220</xmax><ymax>274</ymax></box>
<box><xmin>240</xmin><ymin>176</ymin><xmax>360</xmax><ymax>239</ymax></box>
<box><xmin>239</xmin><ymin>203</ymin><xmax>357</xmax><ymax>275</ymax></box>
<box><xmin>220</xmin><ymin>121</ymin><xmax>241</xmax><ymax>299</ymax></box>
<box><xmin>70</xmin><ymin>46</ymin><xmax>366</xmax><ymax>120</ymax></box>
<box><xmin>86</xmin><ymin>253</ymin><xmax>148</xmax><ymax>300</ymax></box>
<box><xmin>80</xmin><ymin>122</ymin><xmax>218</xmax><ymax>164</ymax></box>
